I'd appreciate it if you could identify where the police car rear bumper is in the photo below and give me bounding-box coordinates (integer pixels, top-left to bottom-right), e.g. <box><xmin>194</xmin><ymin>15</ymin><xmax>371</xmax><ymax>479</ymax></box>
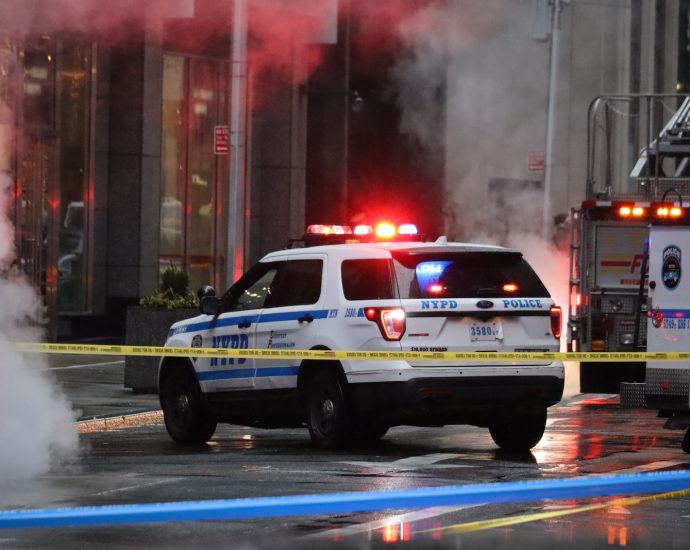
<box><xmin>349</xmin><ymin>375</ymin><xmax>564</xmax><ymax>427</ymax></box>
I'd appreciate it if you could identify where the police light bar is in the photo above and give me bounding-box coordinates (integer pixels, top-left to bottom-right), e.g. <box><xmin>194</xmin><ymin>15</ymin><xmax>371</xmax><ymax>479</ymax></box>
<box><xmin>306</xmin><ymin>224</ymin><xmax>353</xmax><ymax>235</ymax></box>
<box><xmin>398</xmin><ymin>224</ymin><xmax>418</xmax><ymax>235</ymax></box>
<box><xmin>298</xmin><ymin>221</ymin><xmax>422</xmax><ymax>247</ymax></box>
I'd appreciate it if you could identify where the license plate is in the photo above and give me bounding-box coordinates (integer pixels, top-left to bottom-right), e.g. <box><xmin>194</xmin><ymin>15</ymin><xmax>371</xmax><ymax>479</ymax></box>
<box><xmin>469</xmin><ymin>321</ymin><xmax>503</xmax><ymax>341</ymax></box>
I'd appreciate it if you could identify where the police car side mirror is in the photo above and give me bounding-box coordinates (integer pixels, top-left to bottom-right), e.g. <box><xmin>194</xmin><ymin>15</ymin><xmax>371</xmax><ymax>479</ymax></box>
<box><xmin>200</xmin><ymin>296</ymin><xmax>221</xmax><ymax>316</ymax></box>
<box><xmin>197</xmin><ymin>285</ymin><xmax>216</xmax><ymax>300</ymax></box>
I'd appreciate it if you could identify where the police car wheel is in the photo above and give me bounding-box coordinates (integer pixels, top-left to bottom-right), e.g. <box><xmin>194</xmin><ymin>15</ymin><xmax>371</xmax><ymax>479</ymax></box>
<box><xmin>306</xmin><ymin>370</ymin><xmax>351</xmax><ymax>448</ymax></box>
<box><xmin>161</xmin><ymin>367</ymin><xmax>217</xmax><ymax>444</ymax></box>
<box><xmin>488</xmin><ymin>410</ymin><xmax>547</xmax><ymax>452</ymax></box>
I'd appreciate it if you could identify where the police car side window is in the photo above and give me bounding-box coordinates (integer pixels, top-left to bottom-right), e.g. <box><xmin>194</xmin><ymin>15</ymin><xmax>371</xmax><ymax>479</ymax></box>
<box><xmin>220</xmin><ymin>262</ymin><xmax>280</xmax><ymax>312</ymax></box>
<box><xmin>341</xmin><ymin>259</ymin><xmax>396</xmax><ymax>300</ymax></box>
<box><xmin>264</xmin><ymin>259</ymin><xmax>323</xmax><ymax>308</ymax></box>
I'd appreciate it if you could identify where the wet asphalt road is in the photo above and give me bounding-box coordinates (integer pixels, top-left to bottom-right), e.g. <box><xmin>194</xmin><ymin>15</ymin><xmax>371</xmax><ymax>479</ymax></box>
<box><xmin>2</xmin><ymin>356</ymin><xmax>690</xmax><ymax>548</ymax></box>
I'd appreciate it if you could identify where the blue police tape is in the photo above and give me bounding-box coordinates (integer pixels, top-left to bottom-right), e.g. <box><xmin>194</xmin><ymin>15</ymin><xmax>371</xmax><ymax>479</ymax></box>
<box><xmin>1</xmin><ymin>470</ymin><xmax>690</xmax><ymax>529</ymax></box>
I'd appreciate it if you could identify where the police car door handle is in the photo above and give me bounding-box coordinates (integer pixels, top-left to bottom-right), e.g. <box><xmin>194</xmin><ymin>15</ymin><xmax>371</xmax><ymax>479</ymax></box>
<box><xmin>298</xmin><ymin>314</ymin><xmax>314</xmax><ymax>324</ymax></box>
<box><xmin>238</xmin><ymin>319</ymin><xmax>251</xmax><ymax>329</ymax></box>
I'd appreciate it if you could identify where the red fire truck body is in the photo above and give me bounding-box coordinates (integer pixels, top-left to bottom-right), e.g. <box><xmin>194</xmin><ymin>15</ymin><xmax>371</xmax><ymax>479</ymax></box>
<box><xmin>569</xmin><ymin>94</ymin><xmax>690</xmax><ymax>393</ymax></box>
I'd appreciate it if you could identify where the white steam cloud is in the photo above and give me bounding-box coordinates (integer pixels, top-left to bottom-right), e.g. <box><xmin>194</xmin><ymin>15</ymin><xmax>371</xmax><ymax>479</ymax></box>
<box><xmin>392</xmin><ymin>0</ymin><xmax>578</xmax><ymax>396</ymax></box>
<box><xmin>0</xmin><ymin>168</ymin><xmax>78</xmax><ymax>480</ymax></box>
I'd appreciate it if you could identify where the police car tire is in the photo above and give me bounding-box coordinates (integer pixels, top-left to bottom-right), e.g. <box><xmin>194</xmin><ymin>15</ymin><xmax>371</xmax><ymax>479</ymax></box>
<box><xmin>306</xmin><ymin>370</ymin><xmax>352</xmax><ymax>449</ymax></box>
<box><xmin>161</xmin><ymin>367</ymin><xmax>217</xmax><ymax>444</ymax></box>
<box><xmin>488</xmin><ymin>410</ymin><xmax>547</xmax><ymax>452</ymax></box>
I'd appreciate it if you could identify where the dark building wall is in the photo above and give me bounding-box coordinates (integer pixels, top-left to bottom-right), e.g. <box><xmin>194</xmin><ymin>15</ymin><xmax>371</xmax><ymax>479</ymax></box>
<box><xmin>305</xmin><ymin>5</ymin><xmax>444</xmax><ymax>238</ymax></box>
<box><xmin>104</xmin><ymin>19</ymin><xmax>163</xmax><ymax>332</ymax></box>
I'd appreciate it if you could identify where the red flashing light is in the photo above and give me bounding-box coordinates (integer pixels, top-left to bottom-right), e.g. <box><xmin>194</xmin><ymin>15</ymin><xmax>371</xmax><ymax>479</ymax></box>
<box><xmin>365</xmin><ymin>307</ymin><xmax>406</xmax><ymax>340</ymax></box>
<box><xmin>429</xmin><ymin>284</ymin><xmax>445</xmax><ymax>294</ymax></box>
<box><xmin>550</xmin><ymin>305</ymin><xmax>562</xmax><ymax>340</ymax></box>
<box><xmin>502</xmin><ymin>282</ymin><xmax>519</xmax><ymax>293</ymax></box>
<box><xmin>375</xmin><ymin>222</ymin><xmax>397</xmax><ymax>239</ymax></box>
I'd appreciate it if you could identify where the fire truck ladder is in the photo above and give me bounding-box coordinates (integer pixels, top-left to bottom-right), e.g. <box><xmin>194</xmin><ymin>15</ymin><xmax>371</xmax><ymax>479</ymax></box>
<box><xmin>631</xmin><ymin>96</ymin><xmax>690</xmax><ymax>196</ymax></box>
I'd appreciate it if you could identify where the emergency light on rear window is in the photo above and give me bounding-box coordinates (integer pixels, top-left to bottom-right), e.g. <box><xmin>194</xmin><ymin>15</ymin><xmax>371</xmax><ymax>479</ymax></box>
<box><xmin>502</xmin><ymin>283</ymin><xmax>519</xmax><ymax>293</ymax></box>
<box><xmin>415</xmin><ymin>261</ymin><xmax>452</xmax><ymax>293</ymax></box>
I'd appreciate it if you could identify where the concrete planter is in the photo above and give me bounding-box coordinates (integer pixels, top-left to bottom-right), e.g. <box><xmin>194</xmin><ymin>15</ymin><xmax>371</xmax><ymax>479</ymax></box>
<box><xmin>124</xmin><ymin>306</ymin><xmax>197</xmax><ymax>393</ymax></box>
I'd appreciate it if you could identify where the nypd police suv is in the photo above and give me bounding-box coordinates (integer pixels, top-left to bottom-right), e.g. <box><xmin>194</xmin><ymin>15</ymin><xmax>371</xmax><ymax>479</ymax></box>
<box><xmin>159</xmin><ymin>223</ymin><xmax>564</xmax><ymax>451</ymax></box>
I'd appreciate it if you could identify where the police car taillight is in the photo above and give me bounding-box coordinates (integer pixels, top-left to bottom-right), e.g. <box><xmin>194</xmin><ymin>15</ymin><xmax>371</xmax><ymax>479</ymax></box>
<box><xmin>502</xmin><ymin>282</ymin><xmax>519</xmax><ymax>293</ymax></box>
<box><xmin>550</xmin><ymin>306</ymin><xmax>562</xmax><ymax>340</ymax></box>
<box><xmin>364</xmin><ymin>307</ymin><xmax>406</xmax><ymax>341</ymax></box>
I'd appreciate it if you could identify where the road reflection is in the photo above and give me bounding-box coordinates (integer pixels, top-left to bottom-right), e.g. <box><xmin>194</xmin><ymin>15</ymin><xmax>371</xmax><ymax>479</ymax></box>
<box><xmin>306</xmin><ymin>396</ymin><xmax>690</xmax><ymax>548</ymax></box>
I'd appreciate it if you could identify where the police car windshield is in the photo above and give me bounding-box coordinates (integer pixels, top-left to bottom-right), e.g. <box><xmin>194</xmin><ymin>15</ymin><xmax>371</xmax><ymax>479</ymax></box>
<box><xmin>391</xmin><ymin>250</ymin><xmax>550</xmax><ymax>299</ymax></box>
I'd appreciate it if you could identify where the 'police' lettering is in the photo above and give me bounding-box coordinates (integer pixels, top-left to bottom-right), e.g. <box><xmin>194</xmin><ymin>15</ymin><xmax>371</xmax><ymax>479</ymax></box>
<box><xmin>502</xmin><ymin>299</ymin><xmax>543</xmax><ymax>308</ymax></box>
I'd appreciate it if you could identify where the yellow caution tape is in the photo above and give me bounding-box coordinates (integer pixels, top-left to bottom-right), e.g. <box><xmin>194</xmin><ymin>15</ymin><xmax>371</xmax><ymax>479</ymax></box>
<box><xmin>10</xmin><ymin>342</ymin><xmax>690</xmax><ymax>362</ymax></box>
<box><xmin>424</xmin><ymin>488</ymin><xmax>690</xmax><ymax>534</ymax></box>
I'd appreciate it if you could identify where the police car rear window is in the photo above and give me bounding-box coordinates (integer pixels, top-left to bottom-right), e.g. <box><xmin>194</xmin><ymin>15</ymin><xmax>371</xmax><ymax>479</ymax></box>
<box><xmin>391</xmin><ymin>251</ymin><xmax>550</xmax><ymax>299</ymax></box>
<box><xmin>341</xmin><ymin>259</ymin><xmax>396</xmax><ymax>300</ymax></box>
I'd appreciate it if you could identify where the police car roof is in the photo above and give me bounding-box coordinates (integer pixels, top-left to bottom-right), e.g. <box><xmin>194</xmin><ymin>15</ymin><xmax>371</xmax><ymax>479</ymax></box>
<box><xmin>262</xmin><ymin>240</ymin><xmax>513</xmax><ymax>261</ymax></box>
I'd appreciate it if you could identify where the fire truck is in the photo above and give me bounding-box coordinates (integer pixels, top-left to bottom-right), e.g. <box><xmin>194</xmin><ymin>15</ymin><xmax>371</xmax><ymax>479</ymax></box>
<box><xmin>569</xmin><ymin>94</ymin><xmax>690</xmax><ymax>393</ymax></box>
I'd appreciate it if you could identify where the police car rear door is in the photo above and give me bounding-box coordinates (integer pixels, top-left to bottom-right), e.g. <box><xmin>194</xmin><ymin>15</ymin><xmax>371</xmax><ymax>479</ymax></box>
<box><xmin>392</xmin><ymin>248</ymin><xmax>556</xmax><ymax>365</ymax></box>
<box><xmin>253</xmin><ymin>254</ymin><xmax>328</xmax><ymax>390</ymax></box>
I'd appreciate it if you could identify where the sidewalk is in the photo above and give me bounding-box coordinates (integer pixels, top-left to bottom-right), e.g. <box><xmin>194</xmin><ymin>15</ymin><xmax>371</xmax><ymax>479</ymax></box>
<box><xmin>45</xmin><ymin>353</ymin><xmax>160</xmax><ymax>421</ymax></box>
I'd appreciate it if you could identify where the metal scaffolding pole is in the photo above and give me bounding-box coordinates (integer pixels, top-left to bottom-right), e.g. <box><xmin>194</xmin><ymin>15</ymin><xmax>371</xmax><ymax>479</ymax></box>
<box><xmin>227</xmin><ymin>0</ymin><xmax>248</xmax><ymax>284</ymax></box>
<box><xmin>542</xmin><ymin>0</ymin><xmax>564</xmax><ymax>241</ymax></box>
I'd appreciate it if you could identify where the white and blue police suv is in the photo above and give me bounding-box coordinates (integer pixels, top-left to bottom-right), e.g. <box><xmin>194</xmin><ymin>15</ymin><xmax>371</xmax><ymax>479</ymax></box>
<box><xmin>159</xmin><ymin>224</ymin><xmax>564</xmax><ymax>451</ymax></box>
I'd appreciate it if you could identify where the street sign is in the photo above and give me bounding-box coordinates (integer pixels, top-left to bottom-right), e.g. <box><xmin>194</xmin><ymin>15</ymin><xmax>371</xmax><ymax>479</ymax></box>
<box><xmin>214</xmin><ymin>126</ymin><xmax>229</xmax><ymax>155</ymax></box>
<box><xmin>528</xmin><ymin>151</ymin><xmax>544</xmax><ymax>171</ymax></box>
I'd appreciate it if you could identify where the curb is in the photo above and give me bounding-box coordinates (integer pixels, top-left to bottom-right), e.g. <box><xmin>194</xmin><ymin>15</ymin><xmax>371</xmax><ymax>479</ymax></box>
<box><xmin>76</xmin><ymin>410</ymin><xmax>163</xmax><ymax>433</ymax></box>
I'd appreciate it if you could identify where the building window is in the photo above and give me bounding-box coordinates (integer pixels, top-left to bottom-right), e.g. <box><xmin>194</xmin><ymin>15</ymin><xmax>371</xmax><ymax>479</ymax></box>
<box><xmin>57</xmin><ymin>37</ymin><xmax>93</xmax><ymax>314</ymax></box>
<box><xmin>160</xmin><ymin>54</ymin><xmax>229</xmax><ymax>292</ymax></box>
<box><xmin>18</xmin><ymin>35</ymin><xmax>94</xmax><ymax>316</ymax></box>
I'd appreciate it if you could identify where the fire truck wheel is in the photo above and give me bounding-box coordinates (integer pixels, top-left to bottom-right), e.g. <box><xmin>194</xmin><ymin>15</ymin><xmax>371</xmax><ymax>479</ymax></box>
<box><xmin>489</xmin><ymin>410</ymin><xmax>547</xmax><ymax>452</ymax></box>
<box><xmin>306</xmin><ymin>370</ymin><xmax>352</xmax><ymax>448</ymax></box>
<box><xmin>682</xmin><ymin>428</ymin><xmax>690</xmax><ymax>454</ymax></box>
<box><xmin>160</xmin><ymin>366</ymin><xmax>217</xmax><ymax>444</ymax></box>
